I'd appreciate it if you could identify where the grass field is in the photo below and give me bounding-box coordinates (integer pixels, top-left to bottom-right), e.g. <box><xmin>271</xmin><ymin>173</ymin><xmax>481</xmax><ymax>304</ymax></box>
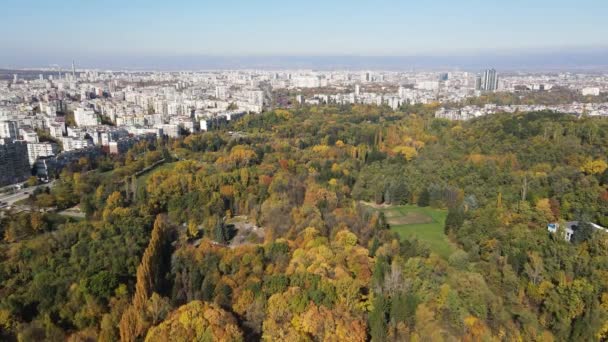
<box><xmin>371</xmin><ymin>204</ymin><xmax>455</xmax><ymax>259</ymax></box>
<box><xmin>135</xmin><ymin>162</ymin><xmax>177</xmax><ymax>190</ymax></box>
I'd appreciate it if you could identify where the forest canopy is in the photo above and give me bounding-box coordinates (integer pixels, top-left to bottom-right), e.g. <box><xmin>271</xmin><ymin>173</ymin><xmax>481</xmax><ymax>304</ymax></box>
<box><xmin>1</xmin><ymin>105</ymin><xmax>608</xmax><ymax>341</ymax></box>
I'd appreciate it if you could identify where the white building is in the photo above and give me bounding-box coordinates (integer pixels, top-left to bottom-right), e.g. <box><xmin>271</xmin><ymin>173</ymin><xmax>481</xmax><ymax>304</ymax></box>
<box><xmin>215</xmin><ymin>86</ymin><xmax>228</xmax><ymax>100</ymax></box>
<box><xmin>27</xmin><ymin>142</ymin><xmax>59</xmax><ymax>165</ymax></box>
<box><xmin>157</xmin><ymin>124</ymin><xmax>180</xmax><ymax>138</ymax></box>
<box><xmin>416</xmin><ymin>81</ymin><xmax>440</xmax><ymax>91</ymax></box>
<box><xmin>49</xmin><ymin>123</ymin><xmax>66</xmax><ymax>138</ymax></box>
<box><xmin>292</xmin><ymin>76</ymin><xmax>320</xmax><ymax>88</ymax></box>
<box><xmin>548</xmin><ymin>221</ymin><xmax>607</xmax><ymax>242</ymax></box>
<box><xmin>248</xmin><ymin>90</ymin><xmax>264</xmax><ymax>106</ymax></box>
<box><xmin>0</xmin><ymin>120</ymin><xmax>19</xmax><ymax>140</ymax></box>
<box><xmin>74</xmin><ymin>108</ymin><xmax>99</xmax><ymax>127</ymax></box>
<box><xmin>61</xmin><ymin>137</ymin><xmax>93</xmax><ymax>151</ymax></box>
<box><xmin>20</xmin><ymin>128</ymin><xmax>39</xmax><ymax>143</ymax></box>
<box><xmin>582</xmin><ymin>87</ymin><xmax>601</xmax><ymax>96</ymax></box>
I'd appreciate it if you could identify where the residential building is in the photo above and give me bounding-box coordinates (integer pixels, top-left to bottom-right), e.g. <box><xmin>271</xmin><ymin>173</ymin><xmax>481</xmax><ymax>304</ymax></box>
<box><xmin>0</xmin><ymin>120</ymin><xmax>19</xmax><ymax>140</ymax></box>
<box><xmin>477</xmin><ymin>69</ymin><xmax>499</xmax><ymax>92</ymax></box>
<box><xmin>0</xmin><ymin>139</ymin><xmax>30</xmax><ymax>186</ymax></box>
<box><xmin>74</xmin><ymin>107</ymin><xmax>99</xmax><ymax>127</ymax></box>
<box><xmin>27</xmin><ymin>142</ymin><xmax>59</xmax><ymax>165</ymax></box>
<box><xmin>547</xmin><ymin>221</ymin><xmax>607</xmax><ymax>242</ymax></box>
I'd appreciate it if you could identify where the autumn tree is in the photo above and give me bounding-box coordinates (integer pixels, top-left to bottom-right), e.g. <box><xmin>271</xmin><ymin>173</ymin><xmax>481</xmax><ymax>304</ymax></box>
<box><xmin>120</xmin><ymin>215</ymin><xmax>172</xmax><ymax>341</ymax></box>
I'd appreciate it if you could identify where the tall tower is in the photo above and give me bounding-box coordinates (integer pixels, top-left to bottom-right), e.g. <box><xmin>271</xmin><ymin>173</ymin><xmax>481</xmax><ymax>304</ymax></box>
<box><xmin>481</xmin><ymin>69</ymin><xmax>498</xmax><ymax>91</ymax></box>
<box><xmin>475</xmin><ymin>75</ymin><xmax>482</xmax><ymax>90</ymax></box>
<box><xmin>72</xmin><ymin>60</ymin><xmax>76</xmax><ymax>79</ymax></box>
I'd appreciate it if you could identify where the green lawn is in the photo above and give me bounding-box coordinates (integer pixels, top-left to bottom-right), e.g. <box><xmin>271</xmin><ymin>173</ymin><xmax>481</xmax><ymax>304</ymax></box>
<box><xmin>135</xmin><ymin>162</ymin><xmax>177</xmax><ymax>190</ymax></box>
<box><xmin>374</xmin><ymin>205</ymin><xmax>455</xmax><ymax>259</ymax></box>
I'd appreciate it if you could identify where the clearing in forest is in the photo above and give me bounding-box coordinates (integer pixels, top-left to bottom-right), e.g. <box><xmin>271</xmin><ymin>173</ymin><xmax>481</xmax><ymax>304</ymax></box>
<box><xmin>367</xmin><ymin>204</ymin><xmax>455</xmax><ymax>259</ymax></box>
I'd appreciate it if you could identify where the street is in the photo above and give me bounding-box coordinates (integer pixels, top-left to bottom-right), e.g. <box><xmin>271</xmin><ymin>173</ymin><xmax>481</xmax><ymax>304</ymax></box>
<box><xmin>0</xmin><ymin>181</ymin><xmax>55</xmax><ymax>207</ymax></box>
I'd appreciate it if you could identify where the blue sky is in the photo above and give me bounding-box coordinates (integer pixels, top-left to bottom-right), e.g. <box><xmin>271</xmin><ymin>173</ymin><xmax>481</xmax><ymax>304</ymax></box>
<box><xmin>1</xmin><ymin>0</ymin><xmax>607</xmax><ymax>67</ymax></box>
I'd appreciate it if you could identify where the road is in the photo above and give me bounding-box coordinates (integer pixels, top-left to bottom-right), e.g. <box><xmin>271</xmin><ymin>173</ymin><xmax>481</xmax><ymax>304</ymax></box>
<box><xmin>0</xmin><ymin>181</ymin><xmax>56</xmax><ymax>206</ymax></box>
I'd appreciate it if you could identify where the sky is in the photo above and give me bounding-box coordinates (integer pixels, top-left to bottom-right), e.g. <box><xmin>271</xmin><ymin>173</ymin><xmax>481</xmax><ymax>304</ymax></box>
<box><xmin>1</xmin><ymin>0</ymin><xmax>607</xmax><ymax>69</ymax></box>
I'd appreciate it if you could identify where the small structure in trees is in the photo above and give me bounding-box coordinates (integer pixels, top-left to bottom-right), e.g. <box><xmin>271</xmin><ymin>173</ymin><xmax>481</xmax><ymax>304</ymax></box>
<box><xmin>548</xmin><ymin>221</ymin><xmax>607</xmax><ymax>242</ymax></box>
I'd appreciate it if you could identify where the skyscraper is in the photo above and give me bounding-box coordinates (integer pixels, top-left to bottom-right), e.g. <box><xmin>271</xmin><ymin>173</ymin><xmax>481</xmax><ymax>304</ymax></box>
<box><xmin>475</xmin><ymin>75</ymin><xmax>482</xmax><ymax>91</ymax></box>
<box><xmin>480</xmin><ymin>69</ymin><xmax>499</xmax><ymax>92</ymax></box>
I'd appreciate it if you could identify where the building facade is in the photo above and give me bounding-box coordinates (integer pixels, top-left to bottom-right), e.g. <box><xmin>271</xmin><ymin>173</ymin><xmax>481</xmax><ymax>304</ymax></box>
<box><xmin>0</xmin><ymin>139</ymin><xmax>31</xmax><ymax>186</ymax></box>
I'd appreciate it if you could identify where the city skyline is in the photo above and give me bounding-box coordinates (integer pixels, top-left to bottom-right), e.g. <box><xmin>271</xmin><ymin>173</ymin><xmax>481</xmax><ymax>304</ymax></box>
<box><xmin>1</xmin><ymin>0</ymin><xmax>608</xmax><ymax>69</ymax></box>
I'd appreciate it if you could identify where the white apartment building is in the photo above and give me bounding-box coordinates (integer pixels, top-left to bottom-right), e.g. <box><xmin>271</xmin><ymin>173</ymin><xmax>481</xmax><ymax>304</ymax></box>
<box><xmin>27</xmin><ymin>142</ymin><xmax>59</xmax><ymax>165</ymax></box>
<box><xmin>49</xmin><ymin>123</ymin><xmax>66</xmax><ymax>138</ymax></box>
<box><xmin>215</xmin><ymin>86</ymin><xmax>228</xmax><ymax>100</ymax></box>
<box><xmin>61</xmin><ymin>136</ymin><xmax>93</xmax><ymax>151</ymax></box>
<box><xmin>74</xmin><ymin>108</ymin><xmax>99</xmax><ymax>127</ymax></box>
<box><xmin>157</xmin><ymin>124</ymin><xmax>180</xmax><ymax>138</ymax></box>
<box><xmin>20</xmin><ymin>128</ymin><xmax>39</xmax><ymax>143</ymax></box>
<box><xmin>0</xmin><ymin>120</ymin><xmax>19</xmax><ymax>140</ymax></box>
<box><xmin>582</xmin><ymin>87</ymin><xmax>601</xmax><ymax>96</ymax></box>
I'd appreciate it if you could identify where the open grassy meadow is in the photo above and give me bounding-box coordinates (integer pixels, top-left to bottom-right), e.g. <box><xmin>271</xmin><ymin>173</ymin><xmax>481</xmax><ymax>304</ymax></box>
<box><xmin>370</xmin><ymin>204</ymin><xmax>455</xmax><ymax>259</ymax></box>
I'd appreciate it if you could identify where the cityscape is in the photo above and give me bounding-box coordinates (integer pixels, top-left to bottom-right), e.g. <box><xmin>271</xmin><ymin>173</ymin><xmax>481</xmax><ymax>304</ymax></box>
<box><xmin>1</xmin><ymin>1</ymin><xmax>608</xmax><ymax>341</ymax></box>
<box><xmin>2</xmin><ymin>66</ymin><xmax>607</xmax><ymax>188</ymax></box>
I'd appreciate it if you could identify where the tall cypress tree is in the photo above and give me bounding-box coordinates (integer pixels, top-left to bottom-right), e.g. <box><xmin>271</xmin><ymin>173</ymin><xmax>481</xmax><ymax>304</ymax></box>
<box><xmin>120</xmin><ymin>215</ymin><xmax>171</xmax><ymax>341</ymax></box>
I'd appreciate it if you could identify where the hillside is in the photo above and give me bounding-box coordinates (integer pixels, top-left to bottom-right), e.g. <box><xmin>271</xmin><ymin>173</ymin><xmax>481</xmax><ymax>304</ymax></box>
<box><xmin>1</xmin><ymin>105</ymin><xmax>607</xmax><ymax>341</ymax></box>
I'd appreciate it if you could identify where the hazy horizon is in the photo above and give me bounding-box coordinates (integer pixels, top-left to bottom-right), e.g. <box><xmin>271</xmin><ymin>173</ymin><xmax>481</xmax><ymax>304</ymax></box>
<box><xmin>2</xmin><ymin>48</ymin><xmax>608</xmax><ymax>72</ymax></box>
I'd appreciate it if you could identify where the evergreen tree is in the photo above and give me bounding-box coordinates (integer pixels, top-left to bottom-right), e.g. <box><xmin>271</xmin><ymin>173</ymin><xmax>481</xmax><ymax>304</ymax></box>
<box><xmin>388</xmin><ymin>181</ymin><xmax>409</xmax><ymax>205</ymax></box>
<box><xmin>417</xmin><ymin>188</ymin><xmax>430</xmax><ymax>207</ymax></box>
<box><xmin>445</xmin><ymin>207</ymin><xmax>465</xmax><ymax>234</ymax></box>
<box><xmin>369</xmin><ymin>295</ymin><xmax>388</xmax><ymax>342</ymax></box>
<box><xmin>214</xmin><ymin>217</ymin><xmax>226</xmax><ymax>244</ymax></box>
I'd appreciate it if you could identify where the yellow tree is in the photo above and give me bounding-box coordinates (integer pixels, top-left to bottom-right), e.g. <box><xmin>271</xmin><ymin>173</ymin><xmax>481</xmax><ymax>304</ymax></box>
<box><xmin>581</xmin><ymin>159</ymin><xmax>608</xmax><ymax>175</ymax></box>
<box><xmin>392</xmin><ymin>146</ymin><xmax>418</xmax><ymax>161</ymax></box>
<box><xmin>120</xmin><ymin>215</ymin><xmax>170</xmax><ymax>341</ymax></box>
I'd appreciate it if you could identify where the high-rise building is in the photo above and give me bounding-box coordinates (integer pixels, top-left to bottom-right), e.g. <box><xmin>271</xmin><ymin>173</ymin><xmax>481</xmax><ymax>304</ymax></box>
<box><xmin>248</xmin><ymin>90</ymin><xmax>264</xmax><ymax>106</ymax></box>
<box><xmin>0</xmin><ymin>139</ymin><xmax>31</xmax><ymax>186</ymax></box>
<box><xmin>360</xmin><ymin>71</ymin><xmax>372</xmax><ymax>83</ymax></box>
<box><xmin>215</xmin><ymin>86</ymin><xmax>228</xmax><ymax>100</ymax></box>
<box><xmin>398</xmin><ymin>85</ymin><xmax>406</xmax><ymax>98</ymax></box>
<box><xmin>478</xmin><ymin>69</ymin><xmax>499</xmax><ymax>92</ymax></box>
<box><xmin>27</xmin><ymin>142</ymin><xmax>59</xmax><ymax>165</ymax></box>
